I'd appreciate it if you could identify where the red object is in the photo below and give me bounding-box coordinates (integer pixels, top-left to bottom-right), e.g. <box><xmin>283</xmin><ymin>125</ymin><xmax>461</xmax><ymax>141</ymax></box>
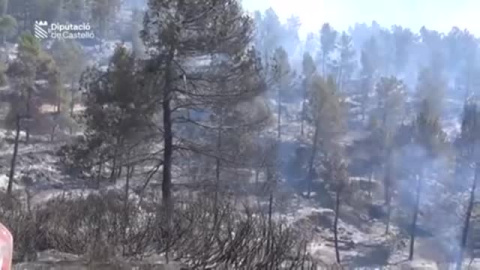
<box><xmin>0</xmin><ymin>223</ymin><xmax>12</xmax><ymax>270</ymax></box>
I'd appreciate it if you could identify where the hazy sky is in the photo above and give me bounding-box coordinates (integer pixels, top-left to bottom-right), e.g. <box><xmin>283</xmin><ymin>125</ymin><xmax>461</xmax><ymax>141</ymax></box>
<box><xmin>242</xmin><ymin>0</ymin><xmax>480</xmax><ymax>39</ymax></box>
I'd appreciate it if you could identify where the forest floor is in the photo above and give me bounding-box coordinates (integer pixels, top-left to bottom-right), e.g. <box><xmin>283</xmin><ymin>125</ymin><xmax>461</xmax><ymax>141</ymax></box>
<box><xmin>0</xmin><ymin>128</ymin><xmax>478</xmax><ymax>269</ymax></box>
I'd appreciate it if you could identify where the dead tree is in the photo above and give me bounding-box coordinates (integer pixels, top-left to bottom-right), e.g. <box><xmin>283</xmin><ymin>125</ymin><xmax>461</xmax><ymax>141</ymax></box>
<box><xmin>7</xmin><ymin>114</ymin><xmax>21</xmax><ymax>195</ymax></box>
<box><xmin>409</xmin><ymin>172</ymin><xmax>423</xmax><ymax>261</ymax></box>
<box><xmin>457</xmin><ymin>162</ymin><xmax>478</xmax><ymax>270</ymax></box>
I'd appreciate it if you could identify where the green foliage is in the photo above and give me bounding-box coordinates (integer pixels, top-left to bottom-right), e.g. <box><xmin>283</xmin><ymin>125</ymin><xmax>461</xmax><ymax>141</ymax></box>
<box><xmin>18</xmin><ymin>32</ymin><xmax>40</xmax><ymax>56</ymax></box>
<box><xmin>392</xmin><ymin>25</ymin><xmax>414</xmax><ymax>72</ymax></box>
<box><xmin>254</xmin><ymin>8</ymin><xmax>285</xmax><ymax>64</ymax></box>
<box><xmin>0</xmin><ymin>61</ymin><xmax>7</xmax><ymax>86</ymax></box>
<box><xmin>414</xmin><ymin>99</ymin><xmax>447</xmax><ymax>157</ymax></box>
<box><xmin>310</xmin><ymin>74</ymin><xmax>345</xmax><ymax>151</ymax></box>
<box><xmin>302</xmin><ymin>52</ymin><xmax>316</xmax><ymax>79</ymax></box>
<box><xmin>49</xmin><ymin>40</ymin><xmax>85</xmax><ymax>84</ymax></box>
<box><xmin>360</xmin><ymin>36</ymin><xmax>380</xmax><ymax>78</ymax></box>
<box><xmin>0</xmin><ymin>14</ymin><xmax>16</xmax><ymax>42</ymax></box>
<box><xmin>320</xmin><ymin>23</ymin><xmax>337</xmax><ymax>60</ymax></box>
<box><xmin>130</xmin><ymin>9</ymin><xmax>145</xmax><ymax>58</ymax></box>
<box><xmin>416</xmin><ymin>67</ymin><xmax>445</xmax><ymax>119</ymax></box>
<box><xmin>5</xmin><ymin>32</ymin><xmax>70</xmax><ymax>134</ymax></box>
<box><xmin>333</xmin><ymin>32</ymin><xmax>356</xmax><ymax>89</ymax></box>
<box><xmin>79</xmin><ymin>45</ymin><xmax>158</xmax><ymax>164</ymax></box>
<box><xmin>273</xmin><ymin>47</ymin><xmax>291</xmax><ymax>85</ymax></box>
<box><xmin>90</xmin><ymin>0</ymin><xmax>122</xmax><ymax>37</ymax></box>
<box><xmin>458</xmin><ymin>98</ymin><xmax>480</xmax><ymax>159</ymax></box>
<box><xmin>0</xmin><ymin>0</ymin><xmax>7</xmax><ymax>15</ymax></box>
<box><xmin>375</xmin><ymin>76</ymin><xmax>406</xmax><ymax>131</ymax></box>
<box><xmin>34</xmin><ymin>0</ymin><xmax>64</xmax><ymax>22</ymax></box>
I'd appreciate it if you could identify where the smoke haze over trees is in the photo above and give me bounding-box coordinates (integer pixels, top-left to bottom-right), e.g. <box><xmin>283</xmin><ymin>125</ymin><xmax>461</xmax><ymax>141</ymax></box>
<box><xmin>0</xmin><ymin>0</ymin><xmax>479</xmax><ymax>269</ymax></box>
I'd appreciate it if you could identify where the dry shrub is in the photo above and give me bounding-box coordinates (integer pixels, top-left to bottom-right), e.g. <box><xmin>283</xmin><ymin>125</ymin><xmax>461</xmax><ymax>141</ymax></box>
<box><xmin>0</xmin><ymin>190</ymin><xmax>316</xmax><ymax>268</ymax></box>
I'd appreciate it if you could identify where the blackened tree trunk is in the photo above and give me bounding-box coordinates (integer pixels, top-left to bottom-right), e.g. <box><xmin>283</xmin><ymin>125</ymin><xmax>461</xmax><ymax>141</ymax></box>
<box><xmin>69</xmin><ymin>81</ymin><xmax>75</xmax><ymax>135</ymax></box>
<box><xmin>277</xmin><ymin>87</ymin><xmax>281</xmax><ymax>139</ymax></box>
<box><xmin>122</xmin><ymin>161</ymin><xmax>133</xmax><ymax>256</ymax></box>
<box><xmin>161</xmin><ymin>45</ymin><xmax>176</xmax><ymax>262</ymax></box>
<box><xmin>306</xmin><ymin>126</ymin><xmax>319</xmax><ymax>198</ymax></box>
<box><xmin>25</xmin><ymin>87</ymin><xmax>31</xmax><ymax>143</ymax></box>
<box><xmin>266</xmin><ymin>165</ymin><xmax>275</xmax><ymax>269</ymax></box>
<box><xmin>300</xmin><ymin>80</ymin><xmax>307</xmax><ymax>137</ymax></box>
<box><xmin>322</xmin><ymin>52</ymin><xmax>327</xmax><ymax>76</ymax></box>
<box><xmin>110</xmin><ymin>150</ymin><xmax>118</xmax><ymax>182</ymax></box>
<box><xmin>368</xmin><ymin>168</ymin><xmax>374</xmax><ymax>200</ymax></box>
<box><xmin>334</xmin><ymin>188</ymin><xmax>341</xmax><ymax>263</ymax></box>
<box><xmin>384</xmin><ymin>152</ymin><xmax>393</xmax><ymax>234</ymax></box>
<box><xmin>7</xmin><ymin>114</ymin><xmax>20</xmax><ymax>195</ymax></box>
<box><xmin>50</xmin><ymin>123</ymin><xmax>56</xmax><ymax>142</ymax></box>
<box><xmin>409</xmin><ymin>173</ymin><xmax>422</xmax><ymax>261</ymax></box>
<box><xmin>162</xmin><ymin>80</ymin><xmax>173</xmax><ymax>223</ymax></box>
<box><xmin>213</xmin><ymin>119</ymin><xmax>222</xmax><ymax>228</ymax></box>
<box><xmin>457</xmin><ymin>162</ymin><xmax>479</xmax><ymax>270</ymax></box>
<box><xmin>96</xmin><ymin>162</ymin><xmax>103</xmax><ymax>188</ymax></box>
<box><xmin>385</xmin><ymin>173</ymin><xmax>392</xmax><ymax>235</ymax></box>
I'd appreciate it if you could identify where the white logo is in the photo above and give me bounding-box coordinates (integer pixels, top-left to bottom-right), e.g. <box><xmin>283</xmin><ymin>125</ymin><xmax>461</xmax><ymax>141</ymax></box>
<box><xmin>34</xmin><ymin>21</ymin><xmax>49</xmax><ymax>39</ymax></box>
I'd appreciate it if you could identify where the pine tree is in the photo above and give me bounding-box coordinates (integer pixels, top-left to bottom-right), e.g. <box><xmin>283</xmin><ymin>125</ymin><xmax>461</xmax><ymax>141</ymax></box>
<box><xmin>49</xmin><ymin>40</ymin><xmax>86</xmax><ymax>119</ymax></box>
<box><xmin>301</xmin><ymin>52</ymin><xmax>315</xmax><ymax>136</ymax></box>
<box><xmin>407</xmin><ymin>73</ymin><xmax>446</xmax><ymax>260</ymax></box>
<box><xmin>392</xmin><ymin>25</ymin><xmax>414</xmax><ymax>73</ymax></box>
<box><xmin>319</xmin><ymin>23</ymin><xmax>337</xmax><ymax>75</ymax></box>
<box><xmin>374</xmin><ymin>76</ymin><xmax>406</xmax><ymax>232</ymax></box>
<box><xmin>333</xmin><ymin>32</ymin><xmax>356</xmax><ymax>92</ymax></box>
<box><xmin>142</xmin><ymin>0</ymin><xmax>264</xmax><ymax>249</ymax></box>
<box><xmin>359</xmin><ymin>36</ymin><xmax>379</xmax><ymax>121</ymax></box>
<box><xmin>305</xmin><ymin>75</ymin><xmax>345</xmax><ymax>197</ymax></box>
<box><xmin>272</xmin><ymin>47</ymin><xmax>292</xmax><ymax>139</ymax></box>
<box><xmin>6</xmin><ymin>32</ymin><xmax>41</xmax><ymax>143</ymax></box>
<box><xmin>321</xmin><ymin>149</ymin><xmax>348</xmax><ymax>264</ymax></box>
<box><xmin>456</xmin><ymin>98</ymin><xmax>480</xmax><ymax>269</ymax></box>
<box><xmin>80</xmin><ymin>45</ymin><xmax>158</xmax><ymax>185</ymax></box>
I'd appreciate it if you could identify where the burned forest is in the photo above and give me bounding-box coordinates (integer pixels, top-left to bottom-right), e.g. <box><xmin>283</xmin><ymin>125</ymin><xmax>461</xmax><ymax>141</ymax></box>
<box><xmin>0</xmin><ymin>0</ymin><xmax>479</xmax><ymax>269</ymax></box>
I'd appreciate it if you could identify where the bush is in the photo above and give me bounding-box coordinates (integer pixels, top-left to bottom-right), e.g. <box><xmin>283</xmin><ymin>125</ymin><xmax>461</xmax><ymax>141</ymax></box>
<box><xmin>0</xmin><ymin>191</ymin><xmax>316</xmax><ymax>268</ymax></box>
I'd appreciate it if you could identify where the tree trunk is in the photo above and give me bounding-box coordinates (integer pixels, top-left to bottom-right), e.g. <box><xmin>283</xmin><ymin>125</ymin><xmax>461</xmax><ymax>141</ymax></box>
<box><xmin>409</xmin><ymin>173</ymin><xmax>422</xmax><ymax>261</ymax></box>
<box><xmin>385</xmin><ymin>170</ymin><xmax>392</xmax><ymax>235</ymax></box>
<box><xmin>266</xmin><ymin>165</ymin><xmax>275</xmax><ymax>269</ymax></box>
<box><xmin>267</xmin><ymin>191</ymin><xmax>274</xmax><ymax>269</ymax></box>
<box><xmin>322</xmin><ymin>52</ymin><xmax>326</xmax><ymax>76</ymax></box>
<box><xmin>368</xmin><ymin>168</ymin><xmax>374</xmax><ymax>200</ymax></box>
<box><xmin>457</xmin><ymin>162</ymin><xmax>479</xmax><ymax>270</ymax></box>
<box><xmin>162</xmin><ymin>80</ymin><xmax>173</xmax><ymax>224</ymax></box>
<box><xmin>7</xmin><ymin>115</ymin><xmax>20</xmax><ymax>195</ymax></box>
<box><xmin>213</xmin><ymin>120</ymin><xmax>222</xmax><ymax>228</ymax></box>
<box><xmin>110</xmin><ymin>152</ymin><xmax>117</xmax><ymax>183</ymax></box>
<box><xmin>122</xmin><ymin>162</ymin><xmax>133</xmax><ymax>256</ymax></box>
<box><xmin>50</xmin><ymin>123</ymin><xmax>56</xmax><ymax>142</ymax></box>
<box><xmin>277</xmin><ymin>87</ymin><xmax>281</xmax><ymax>140</ymax></box>
<box><xmin>69</xmin><ymin>82</ymin><xmax>75</xmax><ymax>134</ymax></box>
<box><xmin>25</xmin><ymin>87</ymin><xmax>31</xmax><ymax>143</ymax></box>
<box><xmin>117</xmin><ymin>165</ymin><xmax>122</xmax><ymax>179</ymax></box>
<box><xmin>337</xmin><ymin>67</ymin><xmax>343</xmax><ymax>92</ymax></box>
<box><xmin>334</xmin><ymin>188</ymin><xmax>341</xmax><ymax>264</ymax></box>
<box><xmin>96</xmin><ymin>162</ymin><xmax>103</xmax><ymax>189</ymax></box>
<box><xmin>384</xmin><ymin>154</ymin><xmax>392</xmax><ymax>234</ymax></box>
<box><xmin>161</xmin><ymin>42</ymin><xmax>177</xmax><ymax>261</ymax></box>
<box><xmin>306</xmin><ymin>126</ymin><xmax>319</xmax><ymax>198</ymax></box>
<box><xmin>301</xmin><ymin>79</ymin><xmax>308</xmax><ymax>137</ymax></box>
